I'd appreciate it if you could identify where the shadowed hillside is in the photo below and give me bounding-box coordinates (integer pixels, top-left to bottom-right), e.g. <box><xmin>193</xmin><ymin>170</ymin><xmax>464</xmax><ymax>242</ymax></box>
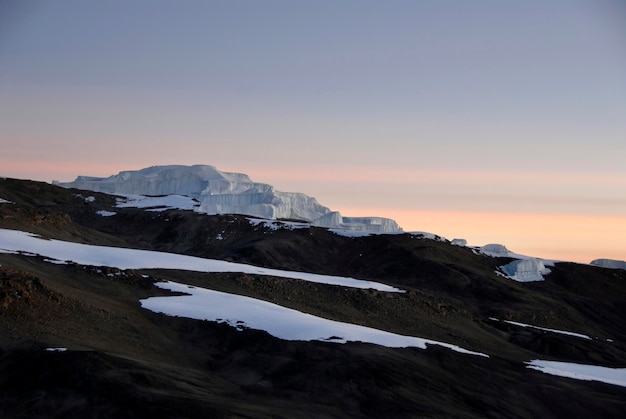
<box><xmin>1</xmin><ymin>178</ymin><xmax>625</xmax><ymax>418</ymax></box>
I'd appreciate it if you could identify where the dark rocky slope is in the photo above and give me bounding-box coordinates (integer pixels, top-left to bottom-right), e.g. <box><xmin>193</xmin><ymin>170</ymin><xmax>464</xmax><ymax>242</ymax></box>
<box><xmin>1</xmin><ymin>177</ymin><xmax>625</xmax><ymax>418</ymax></box>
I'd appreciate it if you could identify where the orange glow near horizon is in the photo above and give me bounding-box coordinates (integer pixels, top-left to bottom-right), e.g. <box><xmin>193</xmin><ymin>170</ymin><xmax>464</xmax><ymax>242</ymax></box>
<box><xmin>1</xmin><ymin>159</ymin><xmax>624</xmax><ymax>264</ymax></box>
<box><xmin>336</xmin><ymin>207</ymin><xmax>626</xmax><ymax>264</ymax></box>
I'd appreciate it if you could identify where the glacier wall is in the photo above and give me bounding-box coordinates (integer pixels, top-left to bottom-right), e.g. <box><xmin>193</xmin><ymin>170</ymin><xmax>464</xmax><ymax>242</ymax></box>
<box><xmin>480</xmin><ymin>244</ymin><xmax>511</xmax><ymax>257</ymax></box>
<box><xmin>312</xmin><ymin>211</ymin><xmax>402</xmax><ymax>233</ymax></box>
<box><xmin>590</xmin><ymin>259</ymin><xmax>626</xmax><ymax>270</ymax></box>
<box><xmin>56</xmin><ymin>165</ymin><xmax>404</xmax><ymax>233</ymax></box>
<box><xmin>501</xmin><ymin>259</ymin><xmax>551</xmax><ymax>282</ymax></box>
<box><xmin>63</xmin><ymin>165</ymin><xmax>256</xmax><ymax>196</ymax></box>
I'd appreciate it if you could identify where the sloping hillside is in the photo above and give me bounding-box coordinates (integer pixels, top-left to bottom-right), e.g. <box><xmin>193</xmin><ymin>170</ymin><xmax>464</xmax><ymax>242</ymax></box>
<box><xmin>1</xmin><ymin>178</ymin><xmax>625</xmax><ymax>418</ymax></box>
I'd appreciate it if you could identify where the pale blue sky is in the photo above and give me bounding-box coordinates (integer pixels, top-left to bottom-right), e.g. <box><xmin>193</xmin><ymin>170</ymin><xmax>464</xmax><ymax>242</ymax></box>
<box><xmin>1</xmin><ymin>1</ymin><xmax>625</xmax><ymax>261</ymax></box>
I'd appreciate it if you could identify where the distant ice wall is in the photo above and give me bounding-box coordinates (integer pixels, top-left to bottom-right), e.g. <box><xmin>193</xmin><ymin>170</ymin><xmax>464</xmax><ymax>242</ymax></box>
<box><xmin>480</xmin><ymin>244</ymin><xmax>511</xmax><ymax>257</ymax></box>
<box><xmin>56</xmin><ymin>165</ymin><xmax>404</xmax><ymax>233</ymax></box>
<box><xmin>197</xmin><ymin>186</ymin><xmax>330</xmax><ymax>221</ymax></box>
<box><xmin>312</xmin><ymin>211</ymin><xmax>402</xmax><ymax>233</ymax></box>
<box><xmin>590</xmin><ymin>259</ymin><xmax>626</xmax><ymax>270</ymax></box>
<box><xmin>59</xmin><ymin>165</ymin><xmax>256</xmax><ymax>196</ymax></box>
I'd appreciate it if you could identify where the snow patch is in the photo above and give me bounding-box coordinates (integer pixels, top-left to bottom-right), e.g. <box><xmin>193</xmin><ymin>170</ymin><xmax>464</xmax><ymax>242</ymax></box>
<box><xmin>247</xmin><ymin>218</ymin><xmax>310</xmax><ymax>231</ymax></box>
<box><xmin>526</xmin><ymin>360</ymin><xmax>626</xmax><ymax>388</ymax></box>
<box><xmin>115</xmin><ymin>194</ymin><xmax>199</xmax><ymax>211</ymax></box>
<box><xmin>0</xmin><ymin>197</ymin><xmax>13</xmax><ymax>204</ymax></box>
<box><xmin>0</xmin><ymin>228</ymin><xmax>403</xmax><ymax>292</ymax></box>
<box><xmin>408</xmin><ymin>231</ymin><xmax>447</xmax><ymax>241</ymax></box>
<box><xmin>489</xmin><ymin>318</ymin><xmax>591</xmax><ymax>340</ymax></box>
<box><xmin>141</xmin><ymin>280</ymin><xmax>487</xmax><ymax>357</ymax></box>
<box><xmin>451</xmin><ymin>238</ymin><xmax>467</xmax><ymax>246</ymax></box>
<box><xmin>74</xmin><ymin>194</ymin><xmax>95</xmax><ymax>202</ymax></box>
<box><xmin>43</xmin><ymin>258</ymin><xmax>68</xmax><ymax>265</ymax></box>
<box><xmin>96</xmin><ymin>210</ymin><xmax>117</xmax><ymax>217</ymax></box>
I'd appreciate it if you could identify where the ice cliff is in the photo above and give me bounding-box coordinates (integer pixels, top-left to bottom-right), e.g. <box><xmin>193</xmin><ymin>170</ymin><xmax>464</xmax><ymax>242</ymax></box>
<box><xmin>312</xmin><ymin>211</ymin><xmax>402</xmax><ymax>233</ymax></box>
<box><xmin>57</xmin><ymin>165</ymin><xmax>404</xmax><ymax>233</ymax></box>
<box><xmin>501</xmin><ymin>259</ymin><xmax>551</xmax><ymax>282</ymax></box>
<box><xmin>590</xmin><ymin>259</ymin><xmax>626</xmax><ymax>271</ymax></box>
<box><xmin>480</xmin><ymin>244</ymin><xmax>512</xmax><ymax>257</ymax></box>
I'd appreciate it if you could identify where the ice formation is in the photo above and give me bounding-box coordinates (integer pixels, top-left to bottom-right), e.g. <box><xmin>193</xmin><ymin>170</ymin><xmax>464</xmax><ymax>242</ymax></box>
<box><xmin>312</xmin><ymin>211</ymin><xmax>402</xmax><ymax>233</ymax></box>
<box><xmin>590</xmin><ymin>259</ymin><xmax>626</xmax><ymax>271</ymax></box>
<box><xmin>480</xmin><ymin>244</ymin><xmax>511</xmax><ymax>257</ymax></box>
<box><xmin>56</xmin><ymin>165</ymin><xmax>403</xmax><ymax>233</ymax></box>
<box><xmin>451</xmin><ymin>238</ymin><xmax>467</xmax><ymax>246</ymax></box>
<box><xmin>500</xmin><ymin>259</ymin><xmax>551</xmax><ymax>282</ymax></box>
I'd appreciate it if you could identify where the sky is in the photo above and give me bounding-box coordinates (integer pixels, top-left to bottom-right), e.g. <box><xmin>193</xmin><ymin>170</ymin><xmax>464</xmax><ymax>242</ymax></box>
<box><xmin>1</xmin><ymin>0</ymin><xmax>625</xmax><ymax>263</ymax></box>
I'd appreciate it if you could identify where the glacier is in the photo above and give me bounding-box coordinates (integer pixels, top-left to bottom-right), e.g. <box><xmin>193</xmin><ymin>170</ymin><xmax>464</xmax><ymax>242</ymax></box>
<box><xmin>56</xmin><ymin>165</ymin><xmax>403</xmax><ymax>234</ymax></box>
<box><xmin>480</xmin><ymin>243</ymin><xmax>512</xmax><ymax>258</ymax></box>
<box><xmin>590</xmin><ymin>259</ymin><xmax>626</xmax><ymax>271</ymax></box>
<box><xmin>500</xmin><ymin>258</ymin><xmax>551</xmax><ymax>282</ymax></box>
<box><xmin>312</xmin><ymin>211</ymin><xmax>402</xmax><ymax>233</ymax></box>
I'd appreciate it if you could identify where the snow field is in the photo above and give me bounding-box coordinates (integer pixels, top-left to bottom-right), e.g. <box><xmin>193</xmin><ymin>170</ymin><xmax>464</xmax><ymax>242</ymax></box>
<box><xmin>141</xmin><ymin>281</ymin><xmax>488</xmax><ymax>357</ymax></box>
<box><xmin>0</xmin><ymin>229</ymin><xmax>403</xmax><ymax>293</ymax></box>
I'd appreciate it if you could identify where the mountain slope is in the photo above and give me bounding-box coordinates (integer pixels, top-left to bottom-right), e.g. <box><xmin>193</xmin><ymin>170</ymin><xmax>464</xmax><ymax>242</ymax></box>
<box><xmin>1</xmin><ymin>177</ymin><xmax>625</xmax><ymax>418</ymax></box>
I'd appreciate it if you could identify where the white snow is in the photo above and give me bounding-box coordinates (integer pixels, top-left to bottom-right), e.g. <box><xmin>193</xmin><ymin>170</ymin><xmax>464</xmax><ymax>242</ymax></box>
<box><xmin>526</xmin><ymin>360</ymin><xmax>626</xmax><ymax>388</ymax></box>
<box><xmin>96</xmin><ymin>210</ymin><xmax>117</xmax><ymax>217</ymax></box>
<box><xmin>590</xmin><ymin>259</ymin><xmax>626</xmax><ymax>271</ymax></box>
<box><xmin>500</xmin><ymin>259</ymin><xmax>552</xmax><ymax>282</ymax></box>
<box><xmin>0</xmin><ymin>228</ymin><xmax>403</xmax><ymax>292</ymax></box>
<box><xmin>0</xmin><ymin>197</ymin><xmax>13</xmax><ymax>204</ymax></box>
<box><xmin>408</xmin><ymin>231</ymin><xmax>447</xmax><ymax>241</ymax></box>
<box><xmin>489</xmin><ymin>318</ymin><xmax>591</xmax><ymax>340</ymax></box>
<box><xmin>451</xmin><ymin>238</ymin><xmax>467</xmax><ymax>246</ymax></box>
<box><xmin>57</xmin><ymin>165</ymin><xmax>404</xmax><ymax>234</ymax></box>
<box><xmin>43</xmin><ymin>258</ymin><xmax>68</xmax><ymax>265</ymax></box>
<box><xmin>141</xmin><ymin>280</ymin><xmax>487</xmax><ymax>357</ymax></box>
<box><xmin>115</xmin><ymin>194</ymin><xmax>199</xmax><ymax>211</ymax></box>
<box><xmin>247</xmin><ymin>218</ymin><xmax>310</xmax><ymax>231</ymax></box>
<box><xmin>45</xmin><ymin>347</ymin><xmax>68</xmax><ymax>352</ymax></box>
<box><xmin>74</xmin><ymin>194</ymin><xmax>96</xmax><ymax>203</ymax></box>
